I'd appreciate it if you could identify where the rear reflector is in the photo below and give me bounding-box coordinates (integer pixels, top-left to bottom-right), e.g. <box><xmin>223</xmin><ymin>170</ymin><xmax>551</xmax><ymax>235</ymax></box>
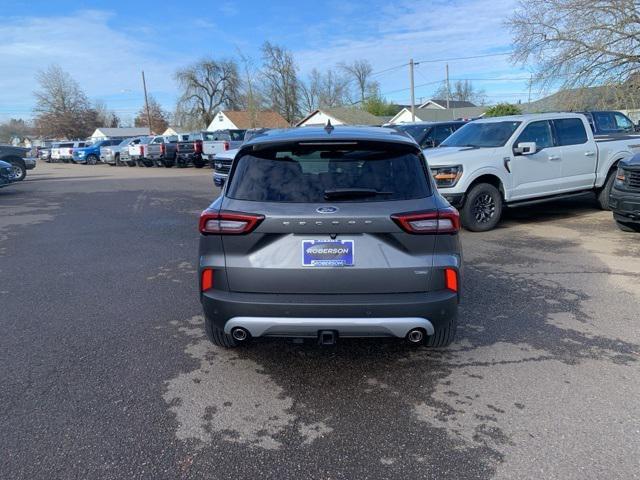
<box><xmin>199</xmin><ymin>210</ymin><xmax>264</xmax><ymax>235</ymax></box>
<box><xmin>201</xmin><ymin>269</ymin><xmax>214</xmax><ymax>291</ymax></box>
<box><xmin>444</xmin><ymin>268</ymin><xmax>458</xmax><ymax>292</ymax></box>
<box><xmin>391</xmin><ymin>207</ymin><xmax>460</xmax><ymax>234</ymax></box>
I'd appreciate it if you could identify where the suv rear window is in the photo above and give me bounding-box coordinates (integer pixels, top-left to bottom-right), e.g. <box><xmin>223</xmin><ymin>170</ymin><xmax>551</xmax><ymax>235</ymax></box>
<box><xmin>227</xmin><ymin>145</ymin><xmax>431</xmax><ymax>203</ymax></box>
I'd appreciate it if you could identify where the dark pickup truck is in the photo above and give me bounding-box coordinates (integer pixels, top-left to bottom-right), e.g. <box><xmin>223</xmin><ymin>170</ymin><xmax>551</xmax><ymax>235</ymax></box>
<box><xmin>0</xmin><ymin>145</ymin><xmax>36</xmax><ymax>181</ymax></box>
<box><xmin>176</xmin><ymin>133</ymin><xmax>206</xmax><ymax>168</ymax></box>
<box><xmin>610</xmin><ymin>153</ymin><xmax>640</xmax><ymax>232</ymax></box>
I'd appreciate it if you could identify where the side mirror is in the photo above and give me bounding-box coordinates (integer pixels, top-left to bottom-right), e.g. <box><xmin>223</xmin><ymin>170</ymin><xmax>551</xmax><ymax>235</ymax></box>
<box><xmin>514</xmin><ymin>142</ymin><xmax>537</xmax><ymax>155</ymax></box>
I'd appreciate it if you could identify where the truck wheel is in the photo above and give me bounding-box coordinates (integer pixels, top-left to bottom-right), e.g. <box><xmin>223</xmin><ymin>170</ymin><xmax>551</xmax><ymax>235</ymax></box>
<box><xmin>9</xmin><ymin>159</ymin><xmax>26</xmax><ymax>181</ymax></box>
<box><xmin>162</xmin><ymin>159</ymin><xmax>174</xmax><ymax>168</ymax></box>
<box><xmin>597</xmin><ymin>170</ymin><xmax>616</xmax><ymax>210</ymax></box>
<box><xmin>193</xmin><ymin>159</ymin><xmax>205</xmax><ymax>169</ymax></box>
<box><xmin>205</xmin><ymin>317</ymin><xmax>240</xmax><ymax>348</ymax></box>
<box><xmin>114</xmin><ymin>154</ymin><xmax>121</xmax><ymax>166</ymax></box>
<box><xmin>616</xmin><ymin>221</ymin><xmax>640</xmax><ymax>233</ymax></box>
<box><xmin>425</xmin><ymin>316</ymin><xmax>457</xmax><ymax>347</ymax></box>
<box><xmin>461</xmin><ymin>183</ymin><xmax>503</xmax><ymax>232</ymax></box>
<box><xmin>143</xmin><ymin>160</ymin><xmax>154</xmax><ymax>168</ymax></box>
<box><xmin>127</xmin><ymin>161</ymin><xmax>137</xmax><ymax>167</ymax></box>
<box><xmin>86</xmin><ymin>154</ymin><xmax>99</xmax><ymax>165</ymax></box>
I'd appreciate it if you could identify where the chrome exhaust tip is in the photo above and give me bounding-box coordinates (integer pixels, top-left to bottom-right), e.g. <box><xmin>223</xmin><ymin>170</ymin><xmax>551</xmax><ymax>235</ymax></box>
<box><xmin>231</xmin><ymin>327</ymin><xmax>249</xmax><ymax>341</ymax></box>
<box><xmin>407</xmin><ymin>329</ymin><xmax>424</xmax><ymax>343</ymax></box>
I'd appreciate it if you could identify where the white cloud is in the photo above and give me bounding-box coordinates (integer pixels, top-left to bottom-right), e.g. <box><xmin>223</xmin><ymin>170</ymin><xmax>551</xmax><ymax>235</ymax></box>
<box><xmin>293</xmin><ymin>0</ymin><xmax>529</xmax><ymax>104</ymax></box>
<box><xmin>0</xmin><ymin>10</ymin><xmax>181</xmax><ymax>120</ymax></box>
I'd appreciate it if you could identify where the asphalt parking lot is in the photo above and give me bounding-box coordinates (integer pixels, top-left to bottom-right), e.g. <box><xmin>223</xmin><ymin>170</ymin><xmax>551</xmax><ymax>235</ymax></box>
<box><xmin>1</xmin><ymin>162</ymin><xmax>639</xmax><ymax>480</ymax></box>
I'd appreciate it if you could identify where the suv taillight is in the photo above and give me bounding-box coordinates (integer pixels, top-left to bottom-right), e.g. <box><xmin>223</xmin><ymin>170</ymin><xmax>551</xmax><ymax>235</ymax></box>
<box><xmin>199</xmin><ymin>210</ymin><xmax>264</xmax><ymax>235</ymax></box>
<box><xmin>194</xmin><ymin>140</ymin><xmax>203</xmax><ymax>154</ymax></box>
<box><xmin>223</xmin><ymin>141</ymin><xmax>230</xmax><ymax>151</ymax></box>
<box><xmin>391</xmin><ymin>207</ymin><xmax>460</xmax><ymax>234</ymax></box>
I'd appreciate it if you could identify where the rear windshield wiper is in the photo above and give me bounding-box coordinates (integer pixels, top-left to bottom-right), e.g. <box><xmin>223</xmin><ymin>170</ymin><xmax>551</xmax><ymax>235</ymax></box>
<box><xmin>324</xmin><ymin>188</ymin><xmax>394</xmax><ymax>199</ymax></box>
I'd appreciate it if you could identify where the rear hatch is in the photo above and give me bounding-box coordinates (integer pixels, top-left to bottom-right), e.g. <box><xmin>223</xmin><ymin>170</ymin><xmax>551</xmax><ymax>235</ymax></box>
<box><xmin>216</xmin><ymin>140</ymin><xmax>448</xmax><ymax>294</ymax></box>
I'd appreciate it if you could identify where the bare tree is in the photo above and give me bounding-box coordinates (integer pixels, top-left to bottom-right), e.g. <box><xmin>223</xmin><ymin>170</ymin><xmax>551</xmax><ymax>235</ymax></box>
<box><xmin>0</xmin><ymin>118</ymin><xmax>34</xmax><ymax>143</ymax></box>
<box><xmin>94</xmin><ymin>100</ymin><xmax>119</xmax><ymax>127</ymax></box>
<box><xmin>237</xmin><ymin>50</ymin><xmax>266</xmax><ymax>129</ymax></box>
<box><xmin>340</xmin><ymin>60</ymin><xmax>373</xmax><ymax>104</ymax></box>
<box><xmin>508</xmin><ymin>0</ymin><xmax>640</xmax><ymax>89</ymax></box>
<box><xmin>134</xmin><ymin>95</ymin><xmax>169</xmax><ymax>133</ymax></box>
<box><xmin>300</xmin><ymin>68</ymin><xmax>350</xmax><ymax>113</ymax></box>
<box><xmin>261</xmin><ymin>42</ymin><xmax>300</xmax><ymax>124</ymax></box>
<box><xmin>175</xmin><ymin>58</ymin><xmax>242</xmax><ymax>128</ymax></box>
<box><xmin>431</xmin><ymin>80</ymin><xmax>487</xmax><ymax>104</ymax></box>
<box><xmin>33</xmin><ymin>64</ymin><xmax>96</xmax><ymax>138</ymax></box>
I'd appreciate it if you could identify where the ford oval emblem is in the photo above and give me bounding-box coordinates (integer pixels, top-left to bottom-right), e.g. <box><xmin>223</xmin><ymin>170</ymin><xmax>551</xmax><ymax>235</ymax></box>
<box><xmin>316</xmin><ymin>206</ymin><xmax>338</xmax><ymax>214</ymax></box>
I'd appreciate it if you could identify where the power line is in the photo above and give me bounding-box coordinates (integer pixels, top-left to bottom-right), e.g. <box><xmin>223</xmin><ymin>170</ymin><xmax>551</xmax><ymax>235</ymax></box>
<box><xmin>413</xmin><ymin>51</ymin><xmax>513</xmax><ymax>64</ymax></box>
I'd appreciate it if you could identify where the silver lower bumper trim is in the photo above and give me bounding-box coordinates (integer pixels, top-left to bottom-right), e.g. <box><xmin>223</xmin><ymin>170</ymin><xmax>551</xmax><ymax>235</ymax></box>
<box><xmin>224</xmin><ymin>317</ymin><xmax>434</xmax><ymax>338</ymax></box>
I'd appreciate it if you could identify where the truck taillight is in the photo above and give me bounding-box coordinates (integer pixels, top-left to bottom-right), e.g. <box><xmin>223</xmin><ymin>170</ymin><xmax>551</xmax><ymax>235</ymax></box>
<box><xmin>160</xmin><ymin>143</ymin><xmax>166</xmax><ymax>155</ymax></box>
<box><xmin>68</xmin><ymin>148</ymin><xmax>73</xmax><ymax>155</ymax></box>
<box><xmin>391</xmin><ymin>207</ymin><xmax>460</xmax><ymax>234</ymax></box>
<box><xmin>224</xmin><ymin>141</ymin><xmax>230</xmax><ymax>151</ymax></box>
<box><xmin>199</xmin><ymin>210</ymin><xmax>264</xmax><ymax>235</ymax></box>
<box><xmin>194</xmin><ymin>140</ymin><xmax>203</xmax><ymax>154</ymax></box>
<box><xmin>139</xmin><ymin>145</ymin><xmax>144</xmax><ymax>156</ymax></box>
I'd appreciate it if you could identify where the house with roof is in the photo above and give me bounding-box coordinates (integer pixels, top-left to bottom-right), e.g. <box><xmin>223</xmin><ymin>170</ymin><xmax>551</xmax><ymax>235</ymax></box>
<box><xmin>419</xmin><ymin>99</ymin><xmax>477</xmax><ymax>109</ymax></box>
<box><xmin>296</xmin><ymin>107</ymin><xmax>385</xmax><ymax>127</ymax></box>
<box><xmin>162</xmin><ymin>126</ymin><xmax>189</xmax><ymax>136</ymax></box>
<box><xmin>389</xmin><ymin>106</ymin><xmax>487</xmax><ymax>124</ymax></box>
<box><xmin>90</xmin><ymin>127</ymin><xmax>150</xmax><ymax>140</ymax></box>
<box><xmin>207</xmin><ymin>110</ymin><xmax>289</xmax><ymax>131</ymax></box>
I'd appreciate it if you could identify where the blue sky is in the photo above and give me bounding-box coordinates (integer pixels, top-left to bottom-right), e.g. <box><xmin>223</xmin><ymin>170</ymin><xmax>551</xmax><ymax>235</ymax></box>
<box><xmin>0</xmin><ymin>0</ymin><xmax>540</xmax><ymax>122</ymax></box>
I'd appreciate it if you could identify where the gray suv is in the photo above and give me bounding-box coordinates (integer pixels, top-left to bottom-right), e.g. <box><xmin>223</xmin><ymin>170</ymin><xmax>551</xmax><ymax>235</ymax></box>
<box><xmin>198</xmin><ymin>126</ymin><xmax>462</xmax><ymax>348</ymax></box>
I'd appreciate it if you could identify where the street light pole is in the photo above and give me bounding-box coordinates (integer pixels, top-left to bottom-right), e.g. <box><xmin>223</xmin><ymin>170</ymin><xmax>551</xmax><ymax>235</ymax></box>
<box><xmin>409</xmin><ymin>59</ymin><xmax>415</xmax><ymax>122</ymax></box>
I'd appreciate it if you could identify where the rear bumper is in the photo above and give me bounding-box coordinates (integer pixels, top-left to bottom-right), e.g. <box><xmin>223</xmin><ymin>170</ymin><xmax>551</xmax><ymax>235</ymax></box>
<box><xmin>201</xmin><ymin>289</ymin><xmax>458</xmax><ymax>337</ymax></box>
<box><xmin>610</xmin><ymin>188</ymin><xmax>640</xmax><ymax>223</ymax></box>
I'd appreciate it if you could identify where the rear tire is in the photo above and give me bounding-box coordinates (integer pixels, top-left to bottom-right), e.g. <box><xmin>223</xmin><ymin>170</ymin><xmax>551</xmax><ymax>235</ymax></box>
<box><xmin>205</xmin><ymin>317</ymin><xmax>240</xmax><ymax>348</ymax></box>
<box><xmin>616</xmin><ymin>221</ymin><xmax>640</xmax><ymax>232</ymax></box>
<box><xmin>127</xmin><ymin>161</ymin><xmax>136</xmax><ymax>167</ymax></box>
<box><xmin>425</xmin><ymin>316</ymin><xmax>457</xmax><ymax>347</ymax></box>
<box><xmin>461</xmin><ymin>183</ymin><xmax>503</xmax><ymax>232</ymax></box>
<box><xmin>193</xmin><ymin>159</ymin><xmax>205</xmax><ymax>168</ymax></box>
<box><xmin>597</xmin><ymin>170</ymin><xmax>616</xmax><ymax>210</ymax></box>
<box><xmin>86</xmin><ymin>154</ymin><xmax>98</xmax><ymax>165</ymax></box>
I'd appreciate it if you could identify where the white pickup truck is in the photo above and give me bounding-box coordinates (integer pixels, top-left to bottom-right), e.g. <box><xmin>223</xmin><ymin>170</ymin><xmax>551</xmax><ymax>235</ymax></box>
<box><xmin>425</xmin><ymin>113</ymin><xmax>640</xmax><ymax>231</ymax></box>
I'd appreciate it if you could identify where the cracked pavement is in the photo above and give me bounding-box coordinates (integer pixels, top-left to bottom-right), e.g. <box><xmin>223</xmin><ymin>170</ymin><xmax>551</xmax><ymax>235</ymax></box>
<box><xmin>1</xmin><ymin>162</ymin><xmax>639</xmax><ymax>479</ymax></box>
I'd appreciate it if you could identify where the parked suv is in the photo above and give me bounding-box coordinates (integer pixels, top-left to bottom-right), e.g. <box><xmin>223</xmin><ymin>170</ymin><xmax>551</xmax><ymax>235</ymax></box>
<box><xmin>73</xmin><ymin>139</ymin><xmax>121</xmax><ymax>164</ymax></box>
<box><xmin>198</xmin><ymin>126</ymin><xmax>462</xmax><ymax>348</ymax></box>
<box><xmin>393</xmin><ymin>121</ymin><xmax>467</xmax><ymax>149</ymax></box>
<box><xmin>609</xmin><ymin>153</ymin><xmax>640</xmax><ymax>232</ymax></box>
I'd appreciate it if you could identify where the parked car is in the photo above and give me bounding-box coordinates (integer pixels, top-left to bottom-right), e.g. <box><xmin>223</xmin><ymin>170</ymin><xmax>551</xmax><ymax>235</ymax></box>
<box><xmin>128</xmin><ymin>136</ymin><xmax>155</xmax><ymax>167</ymax></box>
<box><xmin>425</xmin><ymin>113</ymin><xmax>639</xmax><ymax>231</ymax></box>
<box><xmin>58</xmin><ymin>141</ymin><xmax>88</xmax><ymax>163</ymax></box>
<box><xmin>393</xmin><ymin>121</ymin><xmax>467</xmax><ymax>149</ymax></box>
<box><xmin>119</xmin><ymin>137</ymin><xmax>146</xmax><ymax>167</ymax></box>
<box><xmin>213</xmin><ymin>148</ymin><xmax>238</xmax><ymax>187</ymax></box>
<box><xmin>0</xmin><ymin>159</ymin><xmax>15</xmax><ymax>187</ymax></box>
<box><xmin>198</xmin><ymin>126</ymin><xmax>462</xmax><ymax>348</ymax></box>
<box><xmin>0</xmin><ymin>144</ymin><xmax>36</xmax><ymax>181</ymax></box>
<box><xmin>609</xmin><ymin>153</ymin><xmax>640</xmax><ymax>232</ymax></box>
<box><xmin>101</xmin><ymin>137</ymin><xmax>132</xmax><ymax>166</ymax></box>
<box><xmin>144</xmin><ymin>135</ymin><xmax>180</xmax><ymax>167</ymax></box>
<box><xmin>580</xmin><ymin>111</ymin><xmax>639</xmax><ymax>136</ymax></box>
<box><xmin>176</xmin><ymin>133</ymin><xmax>205</xmax><ymax>168</ymax></box>
<box><xmin>50</xmin><ymin>142</ymin><xmax>73</xmax><ymax>162</ymax></box>
<box><xmin>201</xmin><ymin>130</ymin><xmax>246</xmax><ymax>166</ymax></box>
<box><xmin>72</xmin><ymin>139</ymin><xmax>121</xmax><ymax>165</ymax></box>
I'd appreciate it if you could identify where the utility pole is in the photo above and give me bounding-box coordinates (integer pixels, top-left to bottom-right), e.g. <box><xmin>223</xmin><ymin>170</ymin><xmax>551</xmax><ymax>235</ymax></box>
<box><xmin>409</xmin><ymin>59</ymin><xmax>415</xmax><ymax>122</ymax></box>
<box><xmin>141</xmin><ymin>70</ymin><xmax>152</xmax><ymax>135</ymax></box>
<box><xmin>527</xmin><ymin>74</ymin><xmax>533</xmax><ymax>110</ymax></box>
<box><xmin>446</xmin><ymin>63</ymin><xmax>451</xmax><ymax>110</ymax></box>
